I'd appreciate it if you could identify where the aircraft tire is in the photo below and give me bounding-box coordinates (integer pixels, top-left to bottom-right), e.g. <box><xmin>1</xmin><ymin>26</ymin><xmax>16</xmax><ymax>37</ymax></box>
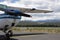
<box><xmin>5</xmin><ymin>33</ymin><xmax>10</xmax><ymax>40</ymax></box>
<box><xmin>5</xmin><ymin>30</ymin><xmax>13</xmax><ymax>38</ymax></box>
<box><xmin>7</xmin><ymin>30</ymin><xmax>13</xmax><ymax>37</ymax></box>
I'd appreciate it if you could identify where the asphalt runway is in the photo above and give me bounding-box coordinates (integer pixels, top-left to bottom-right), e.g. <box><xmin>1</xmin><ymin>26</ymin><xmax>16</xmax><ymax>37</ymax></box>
<box><xmin>0</xmin><ymin>31</ymin><xmax>60</xmax><ymax>40</ymax></box>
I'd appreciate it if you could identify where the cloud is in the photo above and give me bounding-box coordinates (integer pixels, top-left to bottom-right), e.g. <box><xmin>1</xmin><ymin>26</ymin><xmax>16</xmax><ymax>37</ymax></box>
<box><xmin>23</xmin><ymin>0</ymin><xmax>50</xmax><ymax>10</ymax></box>
<box><xmin>7</xmin><ymin>0</ymin><xmax>20</xmax><ymax>3</ymax></box>
<box><xmin>0</xmin><ymin>0</ymin><xmax>60</xmax><ymax>21</ymax></box>
<box><xmin>51</xmin><ymin>4</ymin><xmax>60</xmax><ymax>12</ymax></box>
<box><xmin>21</xmin><ymin>15</ymin><xmax>56</xmax><ymax>21</ymax></box>
<box><xmin>0</xmin><ymin>0</ymin><xmax>5</xmax><ymax>2</ymax></box>
<box><xmin>28</xmin><ymin>13</ymin><xmax>54</xmax><ymax>17</ymax></box>
<box><xmin>0</xmin><ymin>0</ymin><xmax>20</xmax><ymax>3</ymax></box>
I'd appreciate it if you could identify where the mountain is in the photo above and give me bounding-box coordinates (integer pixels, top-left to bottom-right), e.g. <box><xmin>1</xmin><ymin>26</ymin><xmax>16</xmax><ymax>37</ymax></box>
<box><xmin>18</xmin><ymin>20</ymin><xmax>41</xmax><ymax>25</ymax></box>
<box><xmin>36</xmin><ymin>19</ymin><xmax>60</xmax><ymax>22</ymax></box>
<box><xmin>17</xmin><ymin>19</ymin><xmax>60</xmax><ymax>27</ymax></box>
<box><xmin>36</xmin><ymin>19</ymin><xmax>60</xmax><ymax>26</ymax></box>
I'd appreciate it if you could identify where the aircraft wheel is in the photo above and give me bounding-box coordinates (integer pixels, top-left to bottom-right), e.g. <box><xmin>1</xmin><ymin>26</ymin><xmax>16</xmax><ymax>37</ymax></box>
<box><xmin>5</xmin><ymin>30</ymin><xmax>13</xmax><ymax>37</ymax></box>
<box><xmin>5</xmin><ymin>33</ymin><xmax>10</xmax><ymax>40</ymax></box>
<box><xmin>5</xmin><ymin>30</ymin><xmax>13</xmax><ymax>39</ymax></box>
<box><xmin>8</xmin><ymin>30</ymin><xmax>13</xmax><ymax>36</ymax></box>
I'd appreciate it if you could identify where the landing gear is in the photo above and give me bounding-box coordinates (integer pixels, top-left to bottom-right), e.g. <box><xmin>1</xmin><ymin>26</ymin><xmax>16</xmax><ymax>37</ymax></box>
<box><xmin>5</xmin><ymin>30</ymin><xmax>13</xmax><ymax>39</ymax></box>
<box><xmin>6</xmin><ymin>30</ymin><xmax>13</xmax><ymax>37</ymax></box>
<box><xmin>3</xmin><ymin>25</ymin><xmax>13</xmax><ymax>38</ymax></box>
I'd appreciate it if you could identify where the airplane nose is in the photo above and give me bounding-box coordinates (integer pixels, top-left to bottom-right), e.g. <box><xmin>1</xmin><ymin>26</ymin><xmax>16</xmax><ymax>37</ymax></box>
<box><xmin>4</xmin><ymin>9</ymin><xmax>32</xmax><ymax>17</ymax></box>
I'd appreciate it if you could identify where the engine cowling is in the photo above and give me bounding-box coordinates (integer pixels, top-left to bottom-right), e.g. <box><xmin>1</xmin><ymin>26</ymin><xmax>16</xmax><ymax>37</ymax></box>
<box><xmin>4</xmin><ymin>9</ymin><xmax>31</xmax><ymax>17</ymax></box>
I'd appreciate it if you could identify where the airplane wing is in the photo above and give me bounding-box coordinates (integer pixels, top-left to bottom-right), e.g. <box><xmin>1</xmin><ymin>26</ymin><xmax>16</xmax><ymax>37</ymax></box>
<box><xmin>10</xmin><ymin>7</ymin><xmax>53</xmax><ymax>13</ymax></box>
<box><xmin>19</xmin><ymin>8</ymin><xmax>53</xmax><ymax>13</ymax></box>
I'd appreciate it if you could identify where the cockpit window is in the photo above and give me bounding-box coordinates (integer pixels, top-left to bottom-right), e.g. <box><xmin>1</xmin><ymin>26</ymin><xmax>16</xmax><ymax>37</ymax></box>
<box><xmin>0</xmin><ymin>4</ymin><xmax>7</xmax><ymax>9</ymax></box>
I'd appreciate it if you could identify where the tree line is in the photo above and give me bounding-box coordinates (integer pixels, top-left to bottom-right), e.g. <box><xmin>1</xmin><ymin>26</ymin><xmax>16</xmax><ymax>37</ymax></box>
<box><xmin>16</xmin><ymin>24</ymin><xmax>60</xmax><ymax>27</ymax></box>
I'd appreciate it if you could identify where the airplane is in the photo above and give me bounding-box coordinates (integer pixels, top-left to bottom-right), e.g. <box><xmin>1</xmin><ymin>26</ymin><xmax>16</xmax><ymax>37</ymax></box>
<box><xmin>0</xmin><ymin>4</ymin><xmax>53</xmax><ymax>38</ymax></box>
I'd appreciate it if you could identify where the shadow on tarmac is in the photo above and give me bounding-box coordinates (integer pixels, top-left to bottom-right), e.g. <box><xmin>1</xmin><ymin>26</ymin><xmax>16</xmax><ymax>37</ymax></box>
<box><xmin>13</xmin><ymin>33</ymin><xmax>47</xmax><ymax>36</ymax></box>
<box><xmin>0</xmin><ymin>35</ymin><xmax>18</xmax><ymax>40</ymax></box>
<box><xmin>0</xmin><ymin>33</ymin><xmax>47</xmax><ymax>40</ymax></box>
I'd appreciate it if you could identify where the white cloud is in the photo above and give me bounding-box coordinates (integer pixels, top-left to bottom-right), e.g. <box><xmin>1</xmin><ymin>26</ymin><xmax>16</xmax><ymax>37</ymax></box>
<box><xmin>21</xmin><ymin>15</ymin><xmax>56</xmax><ymax>21</ymax></box>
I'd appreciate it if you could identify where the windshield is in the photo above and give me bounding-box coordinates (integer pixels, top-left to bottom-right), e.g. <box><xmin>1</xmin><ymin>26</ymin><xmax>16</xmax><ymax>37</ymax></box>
<box><xmin>0</xmin><ymin>4</ymin><xmax>7</xmax><ymax>9</ymax></box>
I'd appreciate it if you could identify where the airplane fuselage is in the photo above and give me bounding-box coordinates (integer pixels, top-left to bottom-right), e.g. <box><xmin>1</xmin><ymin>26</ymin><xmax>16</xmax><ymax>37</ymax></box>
<box><xmin>0</xmin><ymin>14</ymin><xmax>21</xmax><ymax>30</ymax></box>
<box><xmin>0</xmin><ymin>4</ymin><xmax>22</xmax><ymax>30</ymax></box>
<box><xmin>0</xmin><ymin>4</ymin><xmax>24</xmax><ymax>38</ymax></box>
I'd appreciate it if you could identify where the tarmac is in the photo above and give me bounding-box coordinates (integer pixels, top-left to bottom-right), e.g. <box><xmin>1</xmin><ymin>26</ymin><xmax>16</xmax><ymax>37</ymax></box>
<box><xmin>0</xmin><ymin>31</ymin><xmax>60</xmax><ymax>40</ymax></box>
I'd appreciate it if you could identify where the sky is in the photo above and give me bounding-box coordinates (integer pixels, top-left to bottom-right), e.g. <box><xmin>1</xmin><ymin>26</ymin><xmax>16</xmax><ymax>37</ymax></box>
<box><xmin>0</xmin><ymin>0</ymin><xmax>60</xmax><ymax>21</ymax></box>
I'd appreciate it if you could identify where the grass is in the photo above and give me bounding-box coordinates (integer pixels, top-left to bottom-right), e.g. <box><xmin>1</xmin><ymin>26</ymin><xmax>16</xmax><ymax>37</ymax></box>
<box><xmin>12</xmin><ymin>27</ymin><xmax>60</xmax><ymax>33</ymax></box>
